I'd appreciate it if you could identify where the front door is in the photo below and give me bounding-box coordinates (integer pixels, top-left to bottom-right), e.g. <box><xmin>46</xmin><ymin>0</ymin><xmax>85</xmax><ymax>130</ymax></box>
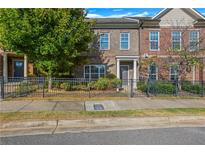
<box><xmin>13</xmin><ymin>60</ymin><xmax>24</xmax><ymax>77</ymax></box>
<box><xmin>120</xmin><ymin>65</ymin><xmax>129</xmax><ymax>86</ymax></box>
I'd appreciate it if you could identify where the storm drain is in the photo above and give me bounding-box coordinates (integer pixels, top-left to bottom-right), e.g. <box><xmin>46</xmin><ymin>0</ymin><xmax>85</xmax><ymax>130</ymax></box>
<box><xmin>93</xmin><ymin>104</ymin><xmax>104</xmax><ymax>110</ymax></box>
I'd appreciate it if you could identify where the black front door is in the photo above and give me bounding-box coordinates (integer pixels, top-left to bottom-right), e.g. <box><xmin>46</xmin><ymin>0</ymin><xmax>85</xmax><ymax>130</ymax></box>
<box><xmin>14</xmin><ymin>60</ymin><xmax>24</xmax><ymax>77</ymax></box>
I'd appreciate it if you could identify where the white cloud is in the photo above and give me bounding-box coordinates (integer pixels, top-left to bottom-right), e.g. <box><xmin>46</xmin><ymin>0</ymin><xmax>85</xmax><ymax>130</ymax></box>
<box><xmin>87</xmin><ymin>11</ymin><xmax>150</xmax><ymax>18</ymax></box>
<box><xmin>88</xmin><ymin>9</ymin><xmax>96</xmax><ymax>13</ymax></box>
<box><xmin>133</xmin><ymin>11</ymin><xmax>149</xmax><ymax>17</ymax></box>
<box><xmin>112</xmin><ymin>9</ymin><xmax>123</xmax><ymax>12</ymax></box>
<box><xmin>87</xmin><ymin>12</ymin><xmax>134</xmax><ymax>18</ymax></box>
<box><xmin>86</xmin><ymin>13</ymin><xmax>104</xmax><ymax>18</ymax></box>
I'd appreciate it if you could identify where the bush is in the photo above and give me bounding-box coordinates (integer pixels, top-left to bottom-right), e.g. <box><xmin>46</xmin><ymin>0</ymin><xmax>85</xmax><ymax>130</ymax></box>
<box><xmin>60</xmin><ymin>82</ymin><xmax>72</xmax><ymax>91</ymax></box>
<box><xmin>137</xmin><ymin>81</ymin><xmax>147</xmax><ymax>92</ymax></box>
<box><xmin>109</xmin><ymin>78</ymin><xmax>121</xmax><ymax>88</ymax></box>
<box><xmin>137</xmin><ymin>81</ymin><xmax>175</xmax><ymax>94</ymax></box>
<box><xmin>182</xmin><ymin>81</ymin><xmax>204</xmax><ymax>94</ymax></box>
<box><xmin>93</xmin><ymin>78</ymin><xmax>110</xmax><ymax>90</ymax></box>
<box><xmin>16</xmin><ymin>81</ymin><xmax>37</xmax><ymax>96</ymax></box>
<box><xmin>88</xmin><ymin>77</ymin><xmax>121</xmax><ymax>90</ymax></box>
<box><xmin>106</xmin><ymin>73</ymin><xmax>117</xmax><ymax>79</ymax></box>
<box><xmin>153</xmin><ymin>81</ymin><xmax>175</xmax><ymax>94</ymax></box>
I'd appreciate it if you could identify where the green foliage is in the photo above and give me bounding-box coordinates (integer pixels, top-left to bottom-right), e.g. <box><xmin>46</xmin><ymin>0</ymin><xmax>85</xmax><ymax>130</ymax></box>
<box><xmin>89</xmin><ymin>77</ymin><xmax>121</xmax><ymax>90</ymax></box>
<box><xmin>16</xmin><ymin>81</ymin><xmax>37</xmax><ymax>95</ymax></box>
<box><xmin>182</xmin><ymin>81</ymin><xmax>204</xmax><ymax>94</ymax></box>
<box><xmin>0</xmin><ymin>9</ymin><xmax>94</xmax><ymax>77</ymax></box>
<box><xmin>153</xmin><ymin>81</ymin><xmax>175</xmax><ymax>94</ymax></box>
<box><xmin>137</xmin><ymin>81</ymin><xmax>175</xmax><ymax>94</ymax></box>
<box><xmin>137</xmin><ymin>81</ymin><xmax>147</xmax><ymax>92</ymax></box>
<box><xmin>106</xmin><ymin>73</ymin><xmax>117</xmax><ymax>79</ymax></box>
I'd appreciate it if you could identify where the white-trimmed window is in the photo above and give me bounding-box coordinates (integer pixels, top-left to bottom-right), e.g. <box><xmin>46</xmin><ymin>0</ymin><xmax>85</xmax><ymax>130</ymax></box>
<box><xmin>120</xmin><ymin>32</ymin><xmax>130</xmax><ymax>50</ymax></box>
<box><xmin>100</xmin><ymin>33</ymin><xmax>109</xmax><ymax>50</ymax></box>
<box><xmin>149</xmin><ymin>31</ymin><xmax>159</xmax><ymax>51</ymax></box>
<box><xmin>170</xmin><ymin>65</ymin><xmax>178</xmax><ymax>81</ymax></box>
<box><xmin>189</xmin><ymin>31</ymin><xmax>199</xmax><ymax>51</ymax></box>
<box><xmin>84</xmin><ymin>65</ymin><xmax>106</xmax><ymax>80</ymax></box>
<box><xmin>148</xmin><ymin>63</ymin><xmax>158</xmax><ymax>80</ymax></box>
<box><xmin>172</xmin><ymin>31</ymin><xmax>181</xmax><ymax>50</ymax></box>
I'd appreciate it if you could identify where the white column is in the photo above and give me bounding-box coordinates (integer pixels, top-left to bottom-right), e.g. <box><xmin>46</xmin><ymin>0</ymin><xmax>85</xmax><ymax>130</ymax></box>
<box><xmin>3</xmin><ymin>52</ymin><xmax>8</xmax><ymax>82</ymax></box>
<box><xmin>24</xmin><ymin>55</ymin><xmax>28</xmax><ymax>78</ymax></box>
<box><xmin>133</xmin><ymin>59</ymin><xmax>137</xmax><ymax>88</ymax></box>
<box><xmin>117</xmin><ymin>59</ymin><xmax>120</xmax><ymax>79</ymax></box>
<box><xmin>116</xmin><ymin>59</ymin><xmax>120</xmax><ymax>91</ymax></box>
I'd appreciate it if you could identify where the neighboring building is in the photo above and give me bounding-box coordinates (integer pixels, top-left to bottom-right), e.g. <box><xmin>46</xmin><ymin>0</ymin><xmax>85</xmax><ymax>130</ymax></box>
<box><xmin>0</xmin><ymin>50</ymin><xmax>34</xmax><ymax>82</ymax></box>
<box><xmin>0</xmin><ymin>8</ymin><xmax>205</xmax><ymax>83</ymax></box>
<box><xmin>138</xmin><ymin>8</ymin><xmax>205</xmax><ymax>81</ymax></box>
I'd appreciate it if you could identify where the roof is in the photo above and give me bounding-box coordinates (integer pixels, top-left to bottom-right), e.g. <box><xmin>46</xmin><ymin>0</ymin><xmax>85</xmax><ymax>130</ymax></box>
<box><xmin>152</xmin><ymin>8</ymin><xmax>205</xmax><ymax>20</ymax></box>
<box><xmin>87</xmin><ymin>8</ymin><xmax>205</xmax><ymax>29</ymax></box>
<box><xmin>86</xmin><ymin>18</ymin><xmax>140</xmax><ymax>29</ymax></box>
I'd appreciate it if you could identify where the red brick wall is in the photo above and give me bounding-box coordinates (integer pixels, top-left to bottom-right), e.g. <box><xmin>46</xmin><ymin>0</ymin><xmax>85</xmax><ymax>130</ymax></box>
<box><xmin>140</xmin><ymin>27</ymin><xmax>205</xmax><ymax>56</ymax></box>
<box><xmin>139</xmin><ymin>27</ymin><xmax>205</xmax><ymax>81</ymax></box>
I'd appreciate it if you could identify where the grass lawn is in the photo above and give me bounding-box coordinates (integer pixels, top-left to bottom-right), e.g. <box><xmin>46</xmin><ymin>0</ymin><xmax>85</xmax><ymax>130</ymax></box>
<box><xmin>1</xmin><ymin>108</ymin><xmax>205</xmax><ymax>122</ymax></box>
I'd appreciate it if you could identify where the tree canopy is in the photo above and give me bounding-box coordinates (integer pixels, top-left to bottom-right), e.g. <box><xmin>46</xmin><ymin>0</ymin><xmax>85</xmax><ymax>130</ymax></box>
<box><xmin>0</xmin><ymin>8</ymin><xmax>94</xmax><ymax>77</ymax></box>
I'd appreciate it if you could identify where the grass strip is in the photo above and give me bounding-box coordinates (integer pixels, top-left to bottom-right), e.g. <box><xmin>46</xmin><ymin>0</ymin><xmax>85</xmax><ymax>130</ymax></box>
<box><xmin>1</xmin><ymin>108</ymin><xmax>205</xmax><ymax>122</ymax></box>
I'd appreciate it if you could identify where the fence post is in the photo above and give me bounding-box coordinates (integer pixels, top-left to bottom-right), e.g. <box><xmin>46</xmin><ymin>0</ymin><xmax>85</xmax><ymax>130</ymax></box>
<box><xmin>0</xmin><ymin>76</ymin><xmax>4</xmax><ymax>100</ymax></box>
<box><xmin>146</xmin><ymin>79</ymin><xmax>150</xmax><ymax>97</ymax></box>
<box><xmin>88</xmin><ymin>84</ymin><xmax>91</xmax><ymax>98</ymax></box>
<box><xmin>201</xmin><ymin>80</ymin><xmax>204</xmax><ymax>97</ymax></box>
<box><xmin>175</xmin><ymin>79</ymin><xmax>178</xmax><ymax>96</ymax></box>
<box><xmin>42</xmin><ymin>77</ymin><xmax>45</xmax><ymax>98</ymax></box>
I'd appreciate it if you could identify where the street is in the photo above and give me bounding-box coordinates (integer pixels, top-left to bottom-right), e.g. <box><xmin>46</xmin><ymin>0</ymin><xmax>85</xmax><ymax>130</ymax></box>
<box><xmin>1</xmin><ymin>127</ymin><xmax>205</xmax><ymax>145</ymax></box>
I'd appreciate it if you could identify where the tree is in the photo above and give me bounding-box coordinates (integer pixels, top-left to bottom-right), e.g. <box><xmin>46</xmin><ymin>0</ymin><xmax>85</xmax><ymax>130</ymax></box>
<box><xmin>0</xmin><ymin>8</ymin><xmax>94</xmax><ymax>89</ymax></box>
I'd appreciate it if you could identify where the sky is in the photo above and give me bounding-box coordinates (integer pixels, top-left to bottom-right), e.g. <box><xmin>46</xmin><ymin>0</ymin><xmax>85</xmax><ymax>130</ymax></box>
<box><xmin>86</xmin><ymin>8</ymin><xmax>205</xmax><ymax>18</ymax></box>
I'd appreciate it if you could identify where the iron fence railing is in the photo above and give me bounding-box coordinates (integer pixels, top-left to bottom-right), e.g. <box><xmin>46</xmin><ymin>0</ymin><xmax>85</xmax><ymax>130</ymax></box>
<box><xmin>0</xmin><ymin>76</ymin><xmax>204</xmax><ymax>99</ymax></box>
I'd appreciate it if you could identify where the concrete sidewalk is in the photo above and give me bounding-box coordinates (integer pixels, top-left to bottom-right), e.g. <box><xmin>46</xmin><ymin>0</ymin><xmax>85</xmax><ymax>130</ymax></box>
<box><xmin>1</xmin><ymin>98</ymin><xmax>205</xmax><ymax>112</ymax></box>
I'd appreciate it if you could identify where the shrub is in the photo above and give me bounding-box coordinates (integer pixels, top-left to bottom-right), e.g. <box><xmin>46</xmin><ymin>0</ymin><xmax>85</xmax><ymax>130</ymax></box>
<box><xmin>93</xmin><ymin>78</ymin><xmax>110</xmax><ymax>90</ymax></box>
<box><xmin>106</xmin><ymin>73</ymin><xmax>116</xmax><ymax>79</ymax></box>
<box><xmin>88</xmin><ymin>77</ymin><xmax>121</xmax><ymax>90</ymax></box>
<box><xmin>60</xmin><ymin>82</ymin><xmax>72</xmax><ymax>91</ymax></box>
<box><xmin>109</xmin><ymin>78</ymin><xmax>121</xmax><ymax>88</ymax></box>
<box><xmin>137</xmin><ymin>81</ymin><xmax>147</xmax><ymax>92</ymax></box>
<box><xmin>137</xmin><ymin>81</ymin><xmax>175</xmax><ymax>94</ymax></box>
<box><xmin>182</xmin><ymin>81</ymin><xmax>204</xmax><ymax>94</ymax></box>
<box><xmin>153</xmin><ymin>81</ymin><xmax>175</xmax><ymax>94</ymax></box>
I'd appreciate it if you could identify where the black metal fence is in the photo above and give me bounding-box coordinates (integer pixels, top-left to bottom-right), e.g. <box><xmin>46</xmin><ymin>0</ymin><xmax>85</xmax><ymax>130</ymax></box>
<box><xmin>0</xmin><ymin>76</ymin><xmax>204</xmax><ymax>99</ymax></box>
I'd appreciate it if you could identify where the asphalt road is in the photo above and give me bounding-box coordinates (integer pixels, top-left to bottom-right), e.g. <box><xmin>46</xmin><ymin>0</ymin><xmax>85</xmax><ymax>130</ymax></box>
<box><xmin>1</xmin><ymin>127</ymin><xmax>205</xmax><ymax>145</ymax></box>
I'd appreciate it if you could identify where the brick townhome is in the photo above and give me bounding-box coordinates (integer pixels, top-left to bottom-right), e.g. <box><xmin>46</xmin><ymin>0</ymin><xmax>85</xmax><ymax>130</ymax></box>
<box><xmin>0</xmin><ymin>8</ymin><xmax>205</xmax><ymax>85</ymax></box>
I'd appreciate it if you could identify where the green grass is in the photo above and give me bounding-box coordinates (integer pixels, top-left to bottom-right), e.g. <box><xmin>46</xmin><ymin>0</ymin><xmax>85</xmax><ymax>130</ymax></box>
<box><xmin>1</xmin><ymin>108</ymin><xmax>205</xmax><ymax>122</ymax></box>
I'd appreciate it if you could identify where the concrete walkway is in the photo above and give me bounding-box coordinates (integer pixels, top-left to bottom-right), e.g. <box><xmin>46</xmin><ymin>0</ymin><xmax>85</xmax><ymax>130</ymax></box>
<box><xmin>0</xmin><ymin>97</ymin><xmax>205</xmax><ymax>112</ymax></box>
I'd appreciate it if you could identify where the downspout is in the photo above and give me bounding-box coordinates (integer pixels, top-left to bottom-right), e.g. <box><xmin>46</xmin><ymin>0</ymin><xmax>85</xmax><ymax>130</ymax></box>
<box><xmin>138</xmin><ymin>21</ymin><xmax>144</xmax><ymax>80</ymax></box>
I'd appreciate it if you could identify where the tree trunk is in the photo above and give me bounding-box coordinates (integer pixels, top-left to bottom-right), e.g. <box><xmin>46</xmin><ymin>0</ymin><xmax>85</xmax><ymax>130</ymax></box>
<box><xmin>48</xmin><ymin>76</ymin><xmax>52</xmax><ymax>91</ymax></box>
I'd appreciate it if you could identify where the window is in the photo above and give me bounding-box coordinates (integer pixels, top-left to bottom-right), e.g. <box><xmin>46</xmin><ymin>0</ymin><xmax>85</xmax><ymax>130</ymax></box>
<box><xmin>84</xmin><ymin>65</ymin><xmax>105</xmax><ymax>80</ymax></box>
<box><xmin>189</xmin><ymin>31</ymin><xmax>199</xmax><ymax>51</ymax></box>
<box><xmin>170</xmin><ymin>65</ymin><xmax>178</xmax><ymax>81</ymax></box>
<box><xmin>149</xmin><ymin>32</ymin><xmax>159</xmax><ymax>51</ymax></box>
<box><xmin>100</xmin><ymin>33</ymin><xmax>109</xmax><ymax>50</ymax></box>
<box><xmin>172</xmin><ymin>31</ymin><xmax>181</xmax><ymax>50</ymax></box>
<box><xmin>148</xmin><ymin>63</ymin><xmax>157</xmax><ymax>80</ymax></box>
<box><xmin>120</xmin><ymin>32</ymin><xmax>130</xmax><ymax>50</ymax></box>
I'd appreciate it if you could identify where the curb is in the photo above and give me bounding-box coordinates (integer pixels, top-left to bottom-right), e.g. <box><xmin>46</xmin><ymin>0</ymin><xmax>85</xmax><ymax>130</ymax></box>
<box><xmin>1</xmin><ymin>116</ymin><xmax>205</xmax><ymax>137</ymax></box>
